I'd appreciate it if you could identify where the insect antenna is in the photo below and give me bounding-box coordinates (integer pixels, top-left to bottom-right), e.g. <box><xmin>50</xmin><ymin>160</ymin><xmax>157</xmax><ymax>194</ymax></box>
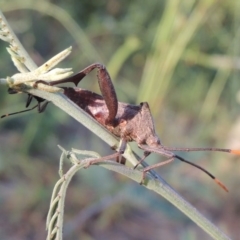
<box><xmin>173</xmin><ymin>154</ymin><xmax>228</xmax><ymax>192</ymax></box>
<box><xmin>164</xmin><ymin>146</ymin><xmax>240</xmax><ymax>155</ymax></box>
<box><xmin>139</xmin><ymin>145</ymin><xmax>228</xmax><ymax>192</ymax></box>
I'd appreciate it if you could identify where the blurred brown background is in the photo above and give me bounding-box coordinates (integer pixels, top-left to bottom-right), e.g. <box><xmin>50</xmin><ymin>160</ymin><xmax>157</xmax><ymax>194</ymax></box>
<box><xmin>0</xmin><ymin>0</ymin><xmax>240</xmax><ymax>239</ymax></box>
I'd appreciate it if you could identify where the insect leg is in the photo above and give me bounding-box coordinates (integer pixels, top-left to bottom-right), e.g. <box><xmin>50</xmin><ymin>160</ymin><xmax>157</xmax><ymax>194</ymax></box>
<box><xmin>48</xmin><ymin>63</ymin><xmax>118</xmax><ymax>124</ymax></box>
<box><xmin>133</xmin><ymin>151</ymin><xmax>151</xmax><ymax>169</ymax></box>
<box><xmin>26</xmin><ymin>94</ymin><xmax>33</xmax><ymax>107</ymax></box>
<box><xmin>84</xmin><ymin>152</ymin><xmax>122</xmax><ymax>168</ymax></box>
<box><xmin>1</xmin><ymin>104</ymin><xmax>39</xmax><ymax>118</ymax></box>
<box><xmin>38</xmin><ymin>101</ymin><xmax>49</xmax><ymax>113</ymax></box>
<box><xmin>140</xmin><ymin>157</ymin><xmax>175</xmax><ymax>185</ymax></box>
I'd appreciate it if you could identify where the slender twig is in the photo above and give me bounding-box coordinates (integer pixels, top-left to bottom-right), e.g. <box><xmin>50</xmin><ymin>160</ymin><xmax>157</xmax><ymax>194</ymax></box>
<box><xmin>47</xmin><ymin>147</ymin><xmax>231</xmax><ymax>240</ymax></box>
<box><xmin>0</xmin><ymin>10</ymin><xmax>37</xmax><ymax>71</ymax></box>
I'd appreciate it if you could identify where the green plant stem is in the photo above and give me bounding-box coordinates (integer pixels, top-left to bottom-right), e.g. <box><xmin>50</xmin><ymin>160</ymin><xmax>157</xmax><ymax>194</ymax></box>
<box><xmin>27</xmin><ymin>87</ymin><xmax>230</xmax><ymax>240</ymax></box>
<box><xmin>27</xmin><ymin>88</ymin><xmax>139</xmax><ymax>167</ymax></box>
<box><xmin>101</xmin><ymin>160</ymin><xmax>231</xmax><ymax>240</ymax></box>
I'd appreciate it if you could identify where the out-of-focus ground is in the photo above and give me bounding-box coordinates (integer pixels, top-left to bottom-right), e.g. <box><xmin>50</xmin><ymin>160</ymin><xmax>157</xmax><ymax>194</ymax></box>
<box><xmin>0</xmin><ymin>1</ymin><xmax>240</xmax><ymax>239</ymax></box>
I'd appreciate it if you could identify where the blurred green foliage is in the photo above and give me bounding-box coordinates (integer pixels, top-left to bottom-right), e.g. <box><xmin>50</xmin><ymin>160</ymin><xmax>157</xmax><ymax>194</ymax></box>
<box><xmin>0</xmin><ymin>0</ymin><xmax>240</xmax><ymax>239</ymax></box>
